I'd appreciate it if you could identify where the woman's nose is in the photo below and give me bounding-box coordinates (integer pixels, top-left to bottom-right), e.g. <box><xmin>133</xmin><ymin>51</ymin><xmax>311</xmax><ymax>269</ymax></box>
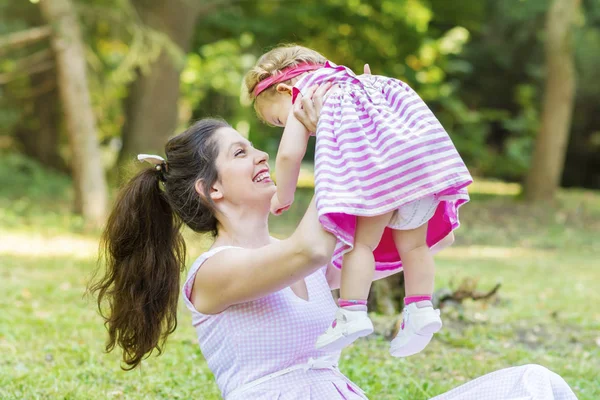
<box><xmin>255</xmin><ymin>150</ymin><xmax>269</xmax><ymax>164</ymax></box>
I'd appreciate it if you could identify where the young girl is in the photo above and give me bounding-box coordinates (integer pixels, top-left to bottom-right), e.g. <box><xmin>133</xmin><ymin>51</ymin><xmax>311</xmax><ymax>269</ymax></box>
<box><xmin>244</xmin><ymin>45</ymin><xmax>472</xmax><ymax>357</ymax></box>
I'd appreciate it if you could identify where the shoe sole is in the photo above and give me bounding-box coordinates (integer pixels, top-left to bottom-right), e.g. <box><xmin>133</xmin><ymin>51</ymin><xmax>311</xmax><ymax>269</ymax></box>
<box><xmin>389</xmin><ymin>319</ymin><xmax>442</xmax><ymax>358</ymax></box>
<box><xmin>315</xmin><ymin>321</ymin><xmax>374</xmax><ymax>352</ymax></box>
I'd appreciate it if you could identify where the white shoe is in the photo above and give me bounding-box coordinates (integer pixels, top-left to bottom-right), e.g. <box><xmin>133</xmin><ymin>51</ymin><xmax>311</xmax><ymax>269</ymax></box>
<box><xmin>315</xmin><ymin>308</ymin><xmax>374</xmax><ymax>351</ymax></box>
<box><xmin>389</xmin><ymin>302</ymin><xmax>442</xmax><ymax>357</ymax></box>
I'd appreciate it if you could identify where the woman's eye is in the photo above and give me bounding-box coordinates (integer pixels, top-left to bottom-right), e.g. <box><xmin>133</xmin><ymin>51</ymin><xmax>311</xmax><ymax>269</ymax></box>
<box><xmin>234</xmin><ymin>149</ymin><xmax>245</xmax><ymax>157</ymax></box>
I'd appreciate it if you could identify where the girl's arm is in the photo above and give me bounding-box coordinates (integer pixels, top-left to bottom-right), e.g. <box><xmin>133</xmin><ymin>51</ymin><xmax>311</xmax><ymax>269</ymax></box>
<box><xmin>274</xmin><ymin>109</ymin><xmax>312</xmax><ymax>206</ymax></box>
<box><xmin>191</xmin><ymin>197</ymin><xmax>336</xmax><ymax>314</ymax></box>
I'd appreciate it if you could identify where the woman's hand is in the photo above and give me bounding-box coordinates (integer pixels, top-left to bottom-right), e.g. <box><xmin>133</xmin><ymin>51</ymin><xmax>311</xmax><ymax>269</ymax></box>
<box><xmin>293</xmin><ymin>82</ymin><xmax>331</xmax><ymax>133</ymax></box>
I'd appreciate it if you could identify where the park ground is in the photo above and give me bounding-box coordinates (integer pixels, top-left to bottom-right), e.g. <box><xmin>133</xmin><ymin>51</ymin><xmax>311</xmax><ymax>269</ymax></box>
<box><xmin>0</xmin><ymin>157</ymin><xmax>599</xmax><ymax>399</ymax></box>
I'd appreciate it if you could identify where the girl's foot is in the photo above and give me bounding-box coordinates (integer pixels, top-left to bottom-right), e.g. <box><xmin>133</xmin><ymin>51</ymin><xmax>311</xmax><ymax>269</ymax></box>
<box><xmin>389</xmin><ymin>301</ymin><xmax>442</xmax><ymax>357</ymax></box>
<box><xmin>315</xmin><ymin>308</ymin><xmax>374</xmax><ymax>351</ymax></box>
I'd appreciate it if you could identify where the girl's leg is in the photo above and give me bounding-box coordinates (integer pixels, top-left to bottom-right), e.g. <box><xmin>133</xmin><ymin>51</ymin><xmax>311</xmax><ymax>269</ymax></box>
<box><xmin>392</xmin><ymin>223</ymin><xmax>435</xmax><ymax>297</ymax></box>
<box><xmin>430</xmin><ymin>232</ymin><xmax>454</xmax><ymax>256</ymax></box>
<box><xmin>315</xmin><ymin>212</ymin><xmax>393</xmax><ymax>351</ymax></box>
<box><xmin>340</xmin><ymin>212</ymin><xmax>395</xmax><ymax>301</ymax></box>
<box><xmin>390</xmin><ymin>222</ymin><xmax>442</xmax><ymax>357</ymax></box>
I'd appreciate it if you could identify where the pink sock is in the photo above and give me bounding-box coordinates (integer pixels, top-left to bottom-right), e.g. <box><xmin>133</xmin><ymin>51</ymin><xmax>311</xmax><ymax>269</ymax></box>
<box><xmin>338</xmin><ymin>298</ymin><xmax>368</xmax><ymax>312</ymax></box>
<box><xmin>404</xmin><ymin>295</ymin><xmax>432</xmax><ymax>308</ymax></box>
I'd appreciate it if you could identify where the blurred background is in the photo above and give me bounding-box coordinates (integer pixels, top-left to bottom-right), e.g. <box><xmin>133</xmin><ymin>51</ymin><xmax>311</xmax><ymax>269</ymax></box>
<box><xmin>1</xmin><ymin>0</ymin><xmax>599</xmax><ymax>399</ymax></box>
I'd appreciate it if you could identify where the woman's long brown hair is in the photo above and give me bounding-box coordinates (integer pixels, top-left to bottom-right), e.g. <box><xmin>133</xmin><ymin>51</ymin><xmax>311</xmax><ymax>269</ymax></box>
<box><xmin>88</xmin><ymin>119</ymin><xmax>227</xmax><ymax>370</ymax></box>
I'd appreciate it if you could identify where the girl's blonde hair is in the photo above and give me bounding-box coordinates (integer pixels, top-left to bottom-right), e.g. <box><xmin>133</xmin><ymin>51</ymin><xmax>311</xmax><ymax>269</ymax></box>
<box><xmin>243</xmin><ymin>44</ymin><xmax>327</xmax><ymax>101</ymax></box>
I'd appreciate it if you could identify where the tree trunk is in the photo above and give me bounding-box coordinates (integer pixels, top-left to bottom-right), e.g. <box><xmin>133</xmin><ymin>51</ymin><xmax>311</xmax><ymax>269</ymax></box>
<box><xmin>116</xmin><ymin>0</ymin><xmax>203</xmax><ymax>171</ymax></box>
<box><xmin>39</xmin><ymin>0</ymin><xmax>108</xmax><ymax>227</ymax></box>
<box><xmin>525</xmin><ymin>0</ymin><xmax>579</xmax><ymax>202</ymax></box>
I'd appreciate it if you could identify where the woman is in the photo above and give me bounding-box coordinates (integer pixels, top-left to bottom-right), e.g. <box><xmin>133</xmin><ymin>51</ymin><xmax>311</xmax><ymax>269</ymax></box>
<box><xmin>90</xmin><ymin>86</ymin><xmax>576</xmax><ymax>399</ymax></box>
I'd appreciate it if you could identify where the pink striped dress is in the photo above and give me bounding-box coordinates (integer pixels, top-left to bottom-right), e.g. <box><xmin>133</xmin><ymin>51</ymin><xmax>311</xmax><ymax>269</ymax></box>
<box><xmin>293</xmin><ymin>61</ymin><xmax>472</xmax><ymax>271</ymax></box>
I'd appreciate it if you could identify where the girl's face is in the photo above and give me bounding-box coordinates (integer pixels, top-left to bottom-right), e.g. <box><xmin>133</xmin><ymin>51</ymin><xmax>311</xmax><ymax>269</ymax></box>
<box><xmin>209</xmin><ymin>127</ymin><xmax>275</xmax><ymax>208</ymax></box>
<box><xmin>255</xmin><ymin>83</ymin><xmax>294</xmax><ymax>127</ymax></box>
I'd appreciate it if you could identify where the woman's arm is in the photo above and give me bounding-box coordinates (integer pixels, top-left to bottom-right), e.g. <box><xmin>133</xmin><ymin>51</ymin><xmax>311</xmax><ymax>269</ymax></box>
<box><xmin>192</xmin><ymin>82</ymin><xmax>339</xmax><ymax>314</ymax></box>
<box><xmin>191</xmin><ymin>197</ymin><xmax>336</xmax><ymax>314</ymax></box>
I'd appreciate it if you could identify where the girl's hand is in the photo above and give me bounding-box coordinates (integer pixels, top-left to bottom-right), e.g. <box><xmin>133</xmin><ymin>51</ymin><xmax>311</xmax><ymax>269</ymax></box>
<box><xmin>270</xmin><ymin>192</ymin><xmax>293</xmax><ymax>216</ymax></box>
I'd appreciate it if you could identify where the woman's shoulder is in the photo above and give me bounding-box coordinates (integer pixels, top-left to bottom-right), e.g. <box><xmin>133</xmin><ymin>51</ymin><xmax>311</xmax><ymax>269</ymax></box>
<box><xmin>185</xmin><ymin>246</ymin><xmax>238</xmax><ymax>280</ymax></box>
<box><xmin>182</xmin><ymin>239</ymin><xmax>281</xmax><ymax>315</ymax></box>
<box><xmin>181</xmin><ymin>246</ymin><xmax>239</xmax><ymax>316</ymax></box>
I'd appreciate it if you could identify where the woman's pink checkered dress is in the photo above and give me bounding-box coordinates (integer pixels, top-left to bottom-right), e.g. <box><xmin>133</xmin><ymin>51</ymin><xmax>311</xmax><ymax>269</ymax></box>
<box><xmin>293</xmin><ymin>62</ymin><xmax>472</xmax><ymax>272</ymax></box>
<box><xmin>182</xmin><ymin>246</ymin><xmax>367</xmax><ymax>399</ymax></box>
<box><xmin>182</xmin><ymin>248</ymin><xmax>578</xmax><ymax>399</ymax></box>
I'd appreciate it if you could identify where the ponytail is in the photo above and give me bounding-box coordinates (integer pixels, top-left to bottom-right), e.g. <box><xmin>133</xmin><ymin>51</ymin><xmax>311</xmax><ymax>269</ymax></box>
<box><xmin>89</xmin><ymin>118</ymin><xmax>225</xmax><ymax>369</ymax></box>
<box><xmin>89</xmin><ymin>168</ymin><xmax>185</xmax><ymax>370</ymax></box>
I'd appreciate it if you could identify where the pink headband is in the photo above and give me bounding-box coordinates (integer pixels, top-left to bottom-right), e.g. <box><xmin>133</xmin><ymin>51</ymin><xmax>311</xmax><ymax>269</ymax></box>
<box><xmin>253</xmin><ymin>62</ymin><xmax>324</xmax><ymax>97</ymax></box>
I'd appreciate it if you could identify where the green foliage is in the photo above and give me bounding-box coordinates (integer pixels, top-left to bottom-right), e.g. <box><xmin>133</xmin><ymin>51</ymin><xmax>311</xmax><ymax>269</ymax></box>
<box><xmin>0</xmin><ymin>0</ymin><xmax>42</xmax><ymax>141</ymax></box>
<box><xmin>187</xmin><ymin>0</ymin><xmax>486</xmax><ymax>161</ymax></box>
<box><xmin>0</xmin><ymin>153</ymin><xmax>71</xmax><ymax>201</ymax></box>
<box><xmin>1</xmin><ymin>0</ymin><xmax>599</xmax><ymax>187</ymax></box>
<box><xmin>0</xmin><ymin>152</ymin><xmax>84</xmax><ymax>232</ymax></box>
<box><xmin>180</xmin><ymin>0</ymin><xmax>597</xmax><ymax>186</ymax></box>
<box><xmin>0</xmin><ymin>0</ymin><xmax>184</xmax><ymax>148</ymax></box>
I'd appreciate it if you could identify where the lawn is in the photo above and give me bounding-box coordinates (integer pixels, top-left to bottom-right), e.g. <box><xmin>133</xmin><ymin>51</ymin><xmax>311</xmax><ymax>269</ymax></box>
<box><xmin>0</xmin><ymin>157</ymin><xmax>598</xmax><ymax>399</ymax></box>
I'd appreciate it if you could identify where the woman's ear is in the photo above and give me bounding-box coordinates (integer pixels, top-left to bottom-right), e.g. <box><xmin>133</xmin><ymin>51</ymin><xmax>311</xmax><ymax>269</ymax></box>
<box><xmin>275</xmin><ymin>83</ymin><xmax>294</xmax><ymax>96</ymax></box>
<box><xmin>195</xmin><ymin>179</ymin><xmax>223</xmax><ymax>201</ymax></box>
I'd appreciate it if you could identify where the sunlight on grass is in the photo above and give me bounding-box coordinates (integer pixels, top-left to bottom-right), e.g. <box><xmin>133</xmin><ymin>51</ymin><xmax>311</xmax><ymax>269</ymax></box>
<box><xmin>0</xmin><ymin>231</ymin><xmax>99</xmax><ymax>259</ymax></box>
<box><xmin>468</xmin><ymin>179</ymin><xmax>521</xmax><ymax>196</ymax></box>
<box><xmin>440</xmin><ymin>245</ymin><xmax>550</xmax><ymax>260</ymax></box>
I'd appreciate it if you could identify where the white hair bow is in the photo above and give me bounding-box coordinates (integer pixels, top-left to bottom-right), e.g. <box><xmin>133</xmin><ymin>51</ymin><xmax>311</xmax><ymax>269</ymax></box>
<box><xmin>137</xmin><ymin>154</ymin><xmax>168</xmax><ymax>173</ymax></box>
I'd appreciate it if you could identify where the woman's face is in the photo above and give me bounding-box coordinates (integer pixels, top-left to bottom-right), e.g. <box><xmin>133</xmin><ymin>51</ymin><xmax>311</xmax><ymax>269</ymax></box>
<box><xmin>210</xmin><ymin>127</ymin><xmax>275</xmax><ymax>208</ymax></box>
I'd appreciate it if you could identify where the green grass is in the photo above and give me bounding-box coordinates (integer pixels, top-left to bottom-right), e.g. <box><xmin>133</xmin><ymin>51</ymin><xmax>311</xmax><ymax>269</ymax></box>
<box><xmin>1</xmin><ymin>156</ymin><xmax>599</xmax><ymax>399</ymax></box>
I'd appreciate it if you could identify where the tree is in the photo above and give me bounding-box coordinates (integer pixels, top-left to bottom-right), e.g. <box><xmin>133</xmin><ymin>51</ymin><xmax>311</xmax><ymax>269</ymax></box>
<box><xmin>39</xmin><ymin>0</ymin><xmax>108</xmax><ymax>227</ymax></box>
<box><xmin>115</xmin><ymin>0</ymin><xmax>226</xmax><ymax>171</ymax></box>
<box><xmin>525</xmin><ymin>0</ymin><xmax>580</xmax><ymax>202</ymax></box>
